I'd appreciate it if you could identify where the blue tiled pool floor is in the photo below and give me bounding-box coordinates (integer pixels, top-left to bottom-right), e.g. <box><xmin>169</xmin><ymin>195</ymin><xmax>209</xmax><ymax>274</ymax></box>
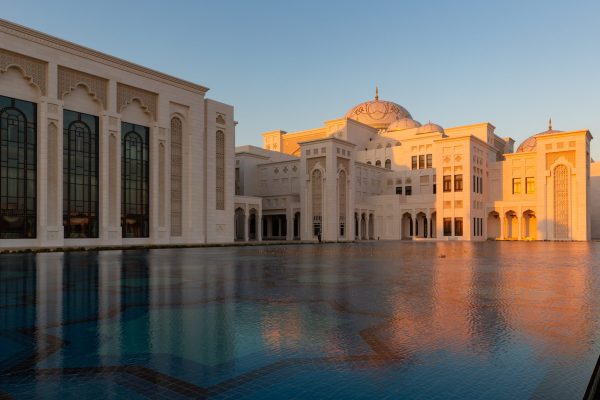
<box><xmin>1</xmin><ymin>242</ymin><xmax>600</xmax><ymax>399</ymax></box>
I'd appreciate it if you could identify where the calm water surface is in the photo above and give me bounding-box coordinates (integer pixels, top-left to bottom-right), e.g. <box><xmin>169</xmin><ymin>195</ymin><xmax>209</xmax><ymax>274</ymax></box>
<box><xmin>1</xmin><ymin>241</ymin><xmax>599</xmax><ymax>399</ymax></box>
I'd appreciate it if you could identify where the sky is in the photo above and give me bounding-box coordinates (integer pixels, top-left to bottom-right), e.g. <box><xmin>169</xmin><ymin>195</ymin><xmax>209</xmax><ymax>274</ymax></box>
<box><xmin>4</xmin><ymin>0</ymin><xmax>600</xmax><ymax>158</ymax></box>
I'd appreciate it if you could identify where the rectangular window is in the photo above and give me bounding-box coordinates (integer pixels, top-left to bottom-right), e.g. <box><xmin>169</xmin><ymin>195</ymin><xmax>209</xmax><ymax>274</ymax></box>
<box><xmin>411</xmin><ymin>156</ymin><xmax>417</xmax><ymax>170</ymax></box>
<box><xmin>443</xmin><ymin>175</ymin><xmax>452</xmax><ymax>192</ymax></box>
<box><xmin>419</xmin><ymin>155</ymin><xmax>425</xmax><ymax>169</ymax></box>
<box><xmin>526</xmin><ymin>177</ymin><xmax>535</xmax><ymax>194</ymax></box>
<box><xmin>405</xmin><ymin>186</ymin><xmax>412</xmax><ymax>196</ymax></box>
<box><xmin>395</xmin><ymin>186</ymin><xmax>402</xmax><ymax>195</ymax></box>
<box><xmin>454</xmin><ymin>217</ymin><xmax>463</xmax><ymax>236</ymax></box>
<box><xmin>454</xmin><ymin>174</ymin><xmax>463</xmax><ymax>192</ymax></box>
<box><xmin>443</xmin><ymin>218</ymin><xmax>452</xmax><ymax>236</ymax></box>
<box><xmin>512</xmin><ymin>178</ymin><xmax>521</xmax><ymax>194</ymax></box>
<box><xmin>473</xmin><ymin>175</ymin><xmax>477</xmax><ymax>193</ymax></box>
<box><xmin>433</xmin><ymin>183</ymin><xmax>436</xmax><ymax>194</ymax></box>
<box><xmin>479</xmin><ymin>176</ymin><xmax>483</xmax><ymax>194</ymax></box>
<box><xmin>426</xmin><ymin>154</ymin><xmax>432</xmax><ymax>168</ymax></box>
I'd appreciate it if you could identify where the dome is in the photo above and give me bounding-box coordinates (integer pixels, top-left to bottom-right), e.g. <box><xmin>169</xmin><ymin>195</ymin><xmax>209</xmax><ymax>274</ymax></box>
<box><xmin>387</xmin><ymin>118</ymin><xmax>421</xmax><ymax>132</ymax></box>
<box><xmin>345</xmin><ymin>89</ymin><xmax>412</xmax><ymax>130</ymax></box>
<box><xmin>516</xmin><ymin>119</ymin><xmax>563</xmax><ymax>153</ymax></box>
<box><xmin>417</xmin><ymin>122</ymin><xmax>444</xmax><ymax>134</ymax></box>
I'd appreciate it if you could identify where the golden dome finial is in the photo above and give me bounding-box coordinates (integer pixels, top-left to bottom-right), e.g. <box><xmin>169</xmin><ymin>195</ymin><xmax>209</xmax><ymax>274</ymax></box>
<box><xmin>375</xmin><ymin>86</ymin><xmax>379</xmax><ymax>101</ymax></box>
<box><xmin>549</xmin><ymin>117</ymin><xmax>552</xmax><ymax>130</ymax></box>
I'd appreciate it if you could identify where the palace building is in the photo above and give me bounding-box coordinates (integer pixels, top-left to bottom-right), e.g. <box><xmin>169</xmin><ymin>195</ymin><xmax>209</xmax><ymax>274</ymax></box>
<box><xmin>234</xmin><ymin>89</ymin><xmax>600</xmax><ymax>242</ymax></box>
<box><xmin>0</xmin><ymin>19</ymin><xmax>235</xmax><ymax>248</ymax></box>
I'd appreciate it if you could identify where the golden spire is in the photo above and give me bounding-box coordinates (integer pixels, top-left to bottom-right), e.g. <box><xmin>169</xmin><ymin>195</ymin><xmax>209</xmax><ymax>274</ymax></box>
<box><xmin>375</xmin><ymin>86</ymin><xmax>379</xmax><ymax>101</ymax></box>
<box><xmin>549</xmin><ymin>117</ymin><xmax>552</xmax><ymax>130</ymax></box>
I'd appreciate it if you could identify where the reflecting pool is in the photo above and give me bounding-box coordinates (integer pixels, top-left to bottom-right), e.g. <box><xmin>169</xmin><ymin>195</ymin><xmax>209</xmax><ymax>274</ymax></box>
<box><xmin>1</xmin><ymin>241</ymin><xmax>599</xmax><ymax>399</ymax></box>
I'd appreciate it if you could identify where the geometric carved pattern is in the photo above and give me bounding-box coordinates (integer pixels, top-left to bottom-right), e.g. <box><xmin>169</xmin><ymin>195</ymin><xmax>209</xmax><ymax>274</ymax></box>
<box><xmin>312</xmin><ymin>169</ymin><xmax>323</xmax><ymax>221</ymax></box>
<box><xmin>170</xmin><ymin>117</ymin><xmax>183</xmax><ymax>236</ymax></box>
<box><xmin>553</xmin><ymin>164</ymin><xmax>569</xmax><ymax>240</ymax></box>
<box><xmin>338</xmin><ymin>169</ymin><xmax>346</xmax><ymax>235</ymax></box>
<box><xmin>307</xmin><ymin>157</ymin><xmax>325</xmax><ymax>175</ymax></box>
<box><xmin>58</xmin><ymin>66</ymin><xmax>107</xmax><ymax>108</ymax></box>
<box><xmin>117</xmin><ymin>83</ymin><xmax>157</xmax><ymax>119</ymax></box>
<box><xmin>216</xmin><ymin>130</ymin><xmax>225</xmax><ymax>210</ymax></box>
<box><xmin>0</xmin><ymin>48</ymin><xmax>47</xmax><ymax>95</ymax></box>
<box><xmin>216</xmin><ymin>114</ymin><xmax>226</xmax><ymax>125</ymax></box>
<box><xmin>546</xmin><ymin>150</ymin><xmax>575</xmax><ymax>169</ymax></box>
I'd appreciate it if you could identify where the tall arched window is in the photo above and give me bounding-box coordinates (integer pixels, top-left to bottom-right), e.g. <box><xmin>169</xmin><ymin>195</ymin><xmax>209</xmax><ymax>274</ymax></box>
<box><xmin>170</xmin><ymin>117</ymin><xmax>182</xmax><ymax>236</ymax></box>
<box><xmin>312</xmin><ymin>169</ymin><xmax>322</xmax><ymax>236</ymax></box>
<box><xmin>554</xmin><ymin>164</ymin><xmax>569</xmax><ymax>239</ymax></box>
<box><xmin>0</xmin><ymin>95</ymin><xmax>36</xmax><ymax>239</ymax></box>
<box><xmin>375</xmin><ymin>160</ymin><xmax>381</xmax><ymax>167</ymax></box>
<box><xmin>216</xmin><ymin>130</ymin><xmax>225</xmax><ymax>210</ymax></box>
<box><xmin>121</xmin><ymin>122</ymin><xmax>149</xmax><ymax>238</ymax></box>
<box><xmin>63</xmin><ymin>110</ymin><xmax>99</xmax><ymax>238</ymax></box>
<box><xmin>385</xmin><ymin>159</ymin><xmax>391</xmax><ymax>170</ymax></box>
<box><xmin>338</xmin><ymin>169</ymin><xmax>346</xmax><ymax>237</ymax></box>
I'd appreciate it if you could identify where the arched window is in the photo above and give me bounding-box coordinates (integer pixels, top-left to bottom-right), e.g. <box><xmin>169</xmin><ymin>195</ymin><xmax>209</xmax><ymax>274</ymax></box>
<box><xmin>121</xmin><ymin>122</ymin><xmax>149</xmax><ymax>238</ymax></box>
<box><xmin>366</xmin><ymin>161</ymin><xmax>372</xmax><ymax>165</ymax></box>
<box><xmin>312</xmin><ymin>169</ymin><xmax>322</xmax><ymax>236</ymax></box>
<box><xmin>338</xmin><ymin>169</ymin><xmax>346</xmax><ymax>237</ymax></box>
<box><xmin>386</xmin><ymin>143</ymin><xmax>392</xmax><ymax>148</ymax></box>
<box><xmin>63</xmin><ymin>110</ymin><xmax>98</xmax><ymax>238</ymax></box>
<box><xmin>375</xmin><ymin>160</ymin><xmax>381</xmax><ymax>167</ymax></box>
<box><xmin>385</xmin><ymin>159</ymin><xmax>391</xmax><ymax>170</ymax></box>
<box><xmin>170</xmin><ymin>117</ymin><xmax>182</xmax><ymax>236</ymax></box>
<box><xmin>0</xmin><ymin>95</ymin><xmax>36</xmax><ymax>239</ymax></box>
<box><xmin>216</xmin><ymin>130</ymin><xmax>225</xmax><ymax>210</ymax></box>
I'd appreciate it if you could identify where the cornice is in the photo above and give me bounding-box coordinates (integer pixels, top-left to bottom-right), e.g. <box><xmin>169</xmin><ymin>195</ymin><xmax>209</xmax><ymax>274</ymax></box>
<box><xmin>0</xmin><ymin>18</ymin><xmax>209</xmax><ymax>95</ymax></box>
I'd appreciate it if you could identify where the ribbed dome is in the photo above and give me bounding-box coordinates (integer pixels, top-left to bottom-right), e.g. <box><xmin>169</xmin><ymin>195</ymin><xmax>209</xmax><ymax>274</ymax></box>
<box><xmin>387</xmin><ymin>118</ymin><xmax>421</xmax><ymax>131</ymax></box>
<box><xmin>345</xmin><ymin>89</ymin><xmax>412</xmax><ymax>130</ymax></box>
<box><xmin>417</xmin><ymin>122</ymin><xmax>444</xmax><ymax>134</ymax></box>
<box><xmin>516</xmin><ymin>120</ymin><xmax>562</xmax><ymax>153</ymax></box>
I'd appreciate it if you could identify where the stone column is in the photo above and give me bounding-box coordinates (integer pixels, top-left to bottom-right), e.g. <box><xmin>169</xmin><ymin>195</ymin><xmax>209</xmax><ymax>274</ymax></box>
<box><xmin>244</xmin><ymin>208</ymin><xmax>249</xmax><ymax>242</ymax></box>
<box><xmin>257</xmin><ymin>211</ymin><xmax>262</xmax><ymax>241</ymax></box>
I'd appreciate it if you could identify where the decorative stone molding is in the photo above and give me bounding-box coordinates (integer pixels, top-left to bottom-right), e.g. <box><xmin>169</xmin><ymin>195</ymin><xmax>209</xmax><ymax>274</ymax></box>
<box><xmin>0</xmin><ymin>48</ymin><xmax>46</xmax><ymax>95</ymax></box>
<box><xmin>109</xmin><ymin>117</ymin><xmax>118</xmax><ymax>127</ymax></box>
<box><xmin>117</xmin><ymin>83</ymin><xmax>157</xmax><ymax>119</ymax></box>
<box><xmin>47</xmin><ymin>103</ymin><xmax>59</xmax><ymax>114</ymax></box>
<box><xmin>58</xmin><ymin>66</ymin><xmax>107</xmax><ymax>108</ymax></box>
<box><xmin>216</xmin><ymin>114</ymin><xmax>226</xmax><ymax>125</ymax></box>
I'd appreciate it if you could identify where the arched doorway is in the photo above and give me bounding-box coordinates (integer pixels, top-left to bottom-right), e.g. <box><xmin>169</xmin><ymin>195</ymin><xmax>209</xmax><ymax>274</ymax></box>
<box><xmin>505</xmin><ymin>210</ymin><xmax>518</xmax><ymax>240</ymax></box>
<box><xmin>487</xmin><ymin>211</ymin><xmax>500</xmax><ymax>240</ymax></box>
<box><xmin>354</xmin><ymin>212</ymin><xmax>359</xmax><ymax>239</ymax></box>
<box><xmin>234</xmin><ymin>208</ymin><xmax>245</xmax><ymax>241</ymax></box>
<box><xmin>401</xmin><ymin>213</ymin><xmax>413</xmax><ymax>240</ymax></box>
<box><xmin>430</xmin><ymin>212</ymin><xmax>437</xmax><ymax>238</ymax></box>
<box><xmin>248</xmin><ymin>209</ymin><xmax>257</xmax><ymax>240</ymax></box>
<box><xmin>368</xmin><ymin>213</ymin><xmax>374</xmax><ymax>239</ymax></box>
<box><xmin>416</xmin><ymin>212</ymin><xmax>427</xmax><ymax>238</ymax></box>
<box><xmin>522</xmin><ymin>210</ymin><xmax>537</xmax><ymax>240</ymax></box>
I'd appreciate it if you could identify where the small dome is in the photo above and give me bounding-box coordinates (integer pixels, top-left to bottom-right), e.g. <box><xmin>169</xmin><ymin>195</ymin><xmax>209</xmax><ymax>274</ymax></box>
<box><xmin>345</xmin><ymin>89</ymin><xmax>412</xmax><ymax>130</ymax></box>
<box><xmin>387</xmin><ymin>118</ymin><xmax>421</xmax><ymax>131</ymax></box>
<box><xmin>516</xmin><ymin>120</ymin><xmax>563</xmax><ymax>153</ymax></box>
<box><xmin>417</xmin><ymin>122</ymin><xmax>444</xmax><ymax>134</ymax></box>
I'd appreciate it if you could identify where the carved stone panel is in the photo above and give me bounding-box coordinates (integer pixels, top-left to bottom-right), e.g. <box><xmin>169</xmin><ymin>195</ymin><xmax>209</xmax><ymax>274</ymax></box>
<box><xmin>0</xmin><ymin>49</ymin><xmax>47</xmax><ymax>95</ymax></box>
<box><xmin>117</xmin><ymin>83</ymin><xmax>157</xmax><ymax>119</ymax></box>
<box><xmin>58</xmin><ymin>66</ymin><xmax>107</xmax><ymax>108</ymax></box>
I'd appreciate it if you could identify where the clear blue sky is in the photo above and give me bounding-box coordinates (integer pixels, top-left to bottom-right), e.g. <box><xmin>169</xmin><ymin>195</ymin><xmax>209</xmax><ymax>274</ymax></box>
<box><xmin>4</xmin><ymin>0</ymin><xmax>600</xmax><ymax>157</ymax></box>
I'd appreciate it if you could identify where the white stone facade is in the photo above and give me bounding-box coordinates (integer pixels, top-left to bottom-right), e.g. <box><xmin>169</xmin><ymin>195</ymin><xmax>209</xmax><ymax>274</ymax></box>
<box><xmin>0</xmin><ymin>19</ymin><xmax>234</xmax><ymax>248</ymax></box>
<box><xmin>237</xmin><ymin>92</ymin><xmax>598</xmax><ymax>242</ymax></box>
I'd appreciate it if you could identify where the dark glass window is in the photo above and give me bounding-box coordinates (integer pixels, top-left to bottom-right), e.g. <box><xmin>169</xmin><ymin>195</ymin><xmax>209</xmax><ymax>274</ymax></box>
<box><xmin>443</xmin><ymin>175</ymin><xmax>452</xmax><ymax>192</ymax></box>
<box><xmin>0</xmin><ymin>95</ymin><xmax>36</xmax><ymax>239</ymax></box>
<box><xmin>395</xmin><ymin>186</ymin><xmax>402</xmax><ymax>195</ymax></box>
<box><xmin>121</xmin><ymin>122</ymin><xmax>150</xmax><ymax>238</ymax></box>
<box><xmin>454</xmin><ymin>217</ymin><xmax>463</xmax><ymax>236</ymax></box>
<box><xmin>375</xmin><ymin>160</ymin><xmax>381</xmax><ymax>167</ymax></box>
<box><xmin>405</xmin><ymin>186</ymin><xmax>412</xmax><ymax>196</ymax></box>
<box><xmin>411</xmin><ymin>156</ymin><xmax>417</xmax><ymax>170</ymax></box>
<box><xmin>63</xmin><ymin>110</ymin><xmax>99</xmax><ymax>238</ymax></box>
<box><xmin>426</xmin><ymin>154</ymin><xmax>432</xmax><ymax>168</ymax></box>
<box><xmin>443</xmin><ymin>218</ymin><xmax>452</xmax><ymax>236</ymax></box>
<box><xmin>385</xmin><ymin>159</ymin><xmax>391</xmax><ymax>170</ymax></box>
<box><xmin>454</xmin><ymin>174</ymin><xmax>463</xmax><ymax>191</ymax></box>
<box><xmin>433</xmin><ymin>183</ymin><xmax>436</xmax><ymax>194</ymax></box>
<box><xmin>418</xmin><ymin>155</ymin><xmax>425</xmax><ymax>169</ymax></box>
